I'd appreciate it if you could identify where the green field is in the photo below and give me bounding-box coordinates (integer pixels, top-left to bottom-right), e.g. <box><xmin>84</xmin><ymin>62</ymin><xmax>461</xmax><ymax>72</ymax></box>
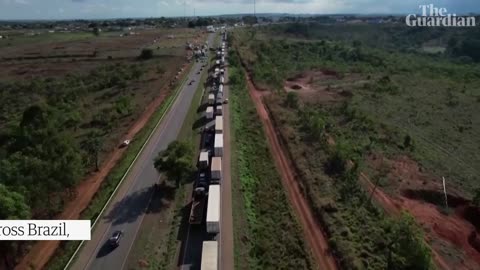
<box><xmin>228</xmin><ymin>52</ymin><xmax>315</xmax><ymax>270</ymax></box>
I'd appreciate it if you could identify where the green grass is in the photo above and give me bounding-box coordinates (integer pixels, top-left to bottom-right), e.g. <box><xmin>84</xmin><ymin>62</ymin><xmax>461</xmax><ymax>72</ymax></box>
<box><xmin>228</xmin><ymin>61</ymin><xmax>314</xmax><ymax>270</ymax></box>
<box><xmin>44</xmin><ymin>63</ymin><xmax>192</xmax><ymax>270</ymax></box>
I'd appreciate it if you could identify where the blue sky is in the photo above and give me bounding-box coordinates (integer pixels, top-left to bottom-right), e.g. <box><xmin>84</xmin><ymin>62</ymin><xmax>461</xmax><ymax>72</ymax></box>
<box><xmin>1</xmin><ymin>0</ymin><xmax>479</xmax><ymax>20</ymax></box>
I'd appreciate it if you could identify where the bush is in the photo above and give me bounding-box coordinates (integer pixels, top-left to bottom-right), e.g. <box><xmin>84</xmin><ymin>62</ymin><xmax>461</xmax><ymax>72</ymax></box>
<box><xmin>139</xmin><ymin>48</ymin><xmax>154</xmax><ymax>60</ymax></box>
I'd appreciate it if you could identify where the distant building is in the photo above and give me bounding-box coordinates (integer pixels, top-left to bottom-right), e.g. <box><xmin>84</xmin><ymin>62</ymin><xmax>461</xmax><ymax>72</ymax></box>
<box><xmin>206</xmin><ymin>25</ymin><xmax>215</xmax><ymax>33</ymax></box>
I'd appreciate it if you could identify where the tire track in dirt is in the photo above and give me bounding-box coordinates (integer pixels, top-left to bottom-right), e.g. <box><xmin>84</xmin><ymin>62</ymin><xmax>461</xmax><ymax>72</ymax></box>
<box><xmin>245</xmin><ymin>74</ymin><xmax>338</xmax><ymax>270</ymax></box>
<box><xmin>15</xmin><ymin>66</ymin><xmax>190</xmax><ymax>270</ymax></box>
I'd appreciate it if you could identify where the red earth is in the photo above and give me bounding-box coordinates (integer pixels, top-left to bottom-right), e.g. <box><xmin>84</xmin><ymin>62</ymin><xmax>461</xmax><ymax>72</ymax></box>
<box><xmin>246</xmin><ymin>73</ymin><xmax>338</xmax><ymax>270</ymax></box>
<box><xmin>363</xmin><ymin>154</ymin><xmax>480</xmax><ymax>270</ymax></box>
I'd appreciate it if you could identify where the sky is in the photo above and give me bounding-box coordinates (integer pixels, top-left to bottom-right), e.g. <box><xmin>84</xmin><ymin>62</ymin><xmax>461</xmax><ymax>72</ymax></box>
<box><xmin>1</xmin><ymin>0</ymin><xmax>479</xmax><ymax>20</ymax></box>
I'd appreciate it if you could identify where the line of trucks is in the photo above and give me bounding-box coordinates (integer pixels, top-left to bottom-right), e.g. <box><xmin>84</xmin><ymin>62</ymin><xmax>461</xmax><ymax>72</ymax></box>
<box><xmin>190</xmin><ymin>31</ymin><xmax>228</xmax><ymax>270</ymax></box>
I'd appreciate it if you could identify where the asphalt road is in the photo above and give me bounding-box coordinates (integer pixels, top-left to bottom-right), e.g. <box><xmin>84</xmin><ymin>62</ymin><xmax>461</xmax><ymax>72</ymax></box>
<box><xmin>70</xmin><ymin>32</ymin><xmax>216</xmax><ymax>270</ymax></box>
<box><xmin>178</xmin><ymin>33</ymin><xmax>233</xmax><ymax>270</ymax></box>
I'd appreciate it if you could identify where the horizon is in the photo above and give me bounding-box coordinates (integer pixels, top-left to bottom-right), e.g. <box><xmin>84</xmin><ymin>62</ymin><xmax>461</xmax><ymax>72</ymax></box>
<box><xmin>1</xmin><ymin>0</ymin><xmax>479</xmax><ymax>21</ymax></box>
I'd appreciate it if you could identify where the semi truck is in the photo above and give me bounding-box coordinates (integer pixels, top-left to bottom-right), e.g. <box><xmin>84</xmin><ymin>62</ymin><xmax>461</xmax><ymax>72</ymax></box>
<box><xmin>201</xmin><ymin>241</ymin><xmax>218</xmax><ymax>270</ymax></box>
<box><xmin>211</xmin><ymin>157</ymin><xmax>222</xmax><ymax>183</ymax></box>
<box><xmin>206</xmin><ymin>184</ymin><xmax>220</xmax><ymax>233</ymax></box>
<box><xmin>206</xmin><ymin>106</ymin><xmax>214</xmax><ymax>119</ymax></box>
<box><xmin>189</xmin><ymin>184</ymin><xmax>207</xmax><ymax>225</ymax></box>
<box><xmin>214</xmin><ymin>134</ymin><xmax>223</xmax><ymax>156</ymax></box>
<box><xmin>215</xmin><ymin>116</ymin><xmax>223</xmax><ymax>134</ymax></box>
<box><xmin>198</xmin><ymin>151</ymin><xmax>209</xmax><ymax>169</ymax></box>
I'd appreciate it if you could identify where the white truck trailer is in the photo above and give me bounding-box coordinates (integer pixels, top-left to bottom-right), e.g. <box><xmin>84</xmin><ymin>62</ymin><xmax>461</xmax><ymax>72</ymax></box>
<box><xmin>198</xmin><ymin>151</ymin><xmax>209</xmax><ymax>169</ymax></box>
<box><xmin>206</xmin><ymin>184</ymin><xmax>220</xmax><ymax>233</ymax></box>
<box><xmin>219</xmin><ymin>84</ymin><xmax>224</xmax><ymax>93</ymax></box>
<box><xmin>211</xmin><ymin>157</ymin><xmax>222</xmax><ymax>182</ymax></box>
<box><xmin>206</xmin><ymin>106</ymin><xmax>214</xmax><ymax>119</ymax></box>
<box><xmin>208</xmin><ymin>94</ymin><xmax>215</xmax><ymax>105</ymax></box>
<box><xmin>215</xmin><ymin>116</ymin><xmax>223</xmax><ymax>134</ymax></box>
<box><xmin>201</xmin><ymin>241</ymin><xmax>218</xmax><ymax>270</ymax></box>
<box><xmin>216</xmin><ymin>105</ymin><xmax>223</xmax><ymax>116</ymax></box>
<box><xmin>214</xmin><ymin>134</ymin><xmax>223</xmax><ymax>156</ymax></box>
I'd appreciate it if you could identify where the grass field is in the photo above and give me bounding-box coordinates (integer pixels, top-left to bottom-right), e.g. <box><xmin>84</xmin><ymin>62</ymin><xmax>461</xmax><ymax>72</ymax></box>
<box><xmin>228</xmin><ymin>53</ymin><xmax>314</xmax><ymax>270</ymax></box>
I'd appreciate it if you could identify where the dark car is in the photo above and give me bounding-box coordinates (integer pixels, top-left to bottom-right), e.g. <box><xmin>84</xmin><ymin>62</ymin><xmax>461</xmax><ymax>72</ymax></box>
<box><xmin>109</xmin><ymin>230</ymin><xmax>123</xmax><ymax>247</ymax></box>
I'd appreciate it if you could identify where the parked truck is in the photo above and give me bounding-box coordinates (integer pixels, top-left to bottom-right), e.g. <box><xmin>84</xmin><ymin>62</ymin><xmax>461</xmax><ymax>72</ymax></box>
<box><xmin>214</xmin><ymin>134</ymin><xmax>223</xmax><ymax>157</ymax></box>
<box><xmin>208</xmin><ymin>94</ymin><xmax>215</xmax><ymax>105</ymax></box>
<box><xmin>206</xmin><ymin>106</ymin><xmax>214</xmax><ymax>119</ymax></box>
<box><xmin>206</xmin><ymin>184</ymin><xmax>220</xmax><ymax>233</ymax></box>
<box><xmin>198</xmin><ymin>151</ymin><xmax>209</xmax><ymax>169</ymax></box>
<box><xmin>189</xmin><ymin>184</ymin><xmax>207</xmax><ymax>225</ymax></box>
<box><xmin>201</xmin><ymin>241</ymin><xmax>218</xmax><ymax>270</ymax></box>
<box><xmin>211</xmin><ymin>157</ymin><xmax>222</xmax><ymax>183</ymax></box>
<box><xmin>215</xmin><ymin>116</ymin><xmax>223</xmax><ymax>134</ymax></box>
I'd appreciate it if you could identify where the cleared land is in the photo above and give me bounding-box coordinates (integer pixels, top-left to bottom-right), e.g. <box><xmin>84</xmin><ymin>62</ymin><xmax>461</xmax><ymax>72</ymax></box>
<box><xmin>232</xmin><ymin>24</ymin><xmax>480</xmax><ymax>270</ymax></box>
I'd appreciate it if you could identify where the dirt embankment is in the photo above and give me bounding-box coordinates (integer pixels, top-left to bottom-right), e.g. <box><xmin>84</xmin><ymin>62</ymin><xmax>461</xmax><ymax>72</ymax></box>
<box><xmin>245</xmin><ymin>73</ymin><xmax>338</xmax><ymax>270</ymax></box>
<box><xmin>363</xmin><ymin>154</ymin><xmax>480</xmax><ymax>270</ymax></box>
<box><xmin>14</xmin><ymin>64</ymin><xmax>192</xmax><ymax>270</ymax></box>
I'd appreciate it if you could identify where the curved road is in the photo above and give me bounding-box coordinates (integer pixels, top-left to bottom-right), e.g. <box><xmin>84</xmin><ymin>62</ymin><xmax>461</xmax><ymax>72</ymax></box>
<box><xmin>70</xmin><ymin>32</ymin><xmax>216</xmax><ymax>270</ymax></box>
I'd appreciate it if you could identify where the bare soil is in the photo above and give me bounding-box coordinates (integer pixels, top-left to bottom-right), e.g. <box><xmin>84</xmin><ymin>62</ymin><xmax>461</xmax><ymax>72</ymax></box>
<box><xmin>283</xmin><ymin>70</ymin><xmax>363</xmax><ymax>104</ymax></box>
<box><xmin>246</xmin><ymin>74</ymin><xmax>338</xmax><ymax>270</ymax></box>
<box><xmin>364</xmin><ymin>154</ymin><xmax>480</xmax><ymax>270</ymax></box>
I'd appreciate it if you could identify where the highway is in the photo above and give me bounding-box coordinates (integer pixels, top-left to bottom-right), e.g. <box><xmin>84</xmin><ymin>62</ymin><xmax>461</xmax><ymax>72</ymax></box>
<box><xmin>178</xmin><ymin>31</ymin><xmax>233</xmax><ymax>270</ymax></box>
<box><xmin>70</xmin><ymin>32</ymin><xmax>216</xmax><ymax>270</ymax></box>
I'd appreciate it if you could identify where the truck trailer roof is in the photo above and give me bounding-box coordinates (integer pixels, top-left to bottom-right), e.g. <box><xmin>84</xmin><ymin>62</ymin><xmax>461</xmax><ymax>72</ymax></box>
<box><xmin>214</xmin><ymin>134</ymin><xmax>223</xmax><ymax>148</ymax></box>
<box><xmin>201</xmin><ymin>241</ymin><xmax>218</xmax><ymax>270</ymax></box>
<box><xmin>206</xmin><ymin>185</ymin><xmax>220</xmax><ymax>224</ymax></box>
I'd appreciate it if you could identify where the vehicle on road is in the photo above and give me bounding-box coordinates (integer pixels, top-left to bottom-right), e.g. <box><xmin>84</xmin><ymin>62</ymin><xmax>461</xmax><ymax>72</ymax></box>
<box><xmin>120</xmin><ymin>140</ymin><xmax>130</xmax><ymax>148</ymax></box>
<box><xmin>223</xmin><ymin>98</ymin><xmax>229</xmax><ymax>104</ymax></box>
<box><xmin>189</xmin><ymin>184</ymin><xmax>207</xmax><ymax>225</ymax></box>
<box><xmin>201</xmin><ymin>241</ymin><xmax>218</xmax><ymax>270</ymax></box>
<box><xmin>206</xmin><ymin>184</ymin><xmax>220</xmax><ymax>233</ymax></box>
<box><xmin>197</xmin><ymin>71</ymin><xmax>201</xmax><ymax>74</ymax></box>
<box><xmin>108</xmin><ymin>230</ymin><xmax>123</xmax><ymax>248</ymax></box>
<box><xmin>189</xmin><ymin>80</ymin><xmax>195</xmax><ymax>85</ymax></box>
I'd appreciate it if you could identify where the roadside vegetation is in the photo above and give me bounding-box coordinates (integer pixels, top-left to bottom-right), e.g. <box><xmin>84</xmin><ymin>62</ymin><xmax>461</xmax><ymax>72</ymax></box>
<box><xmin>230</xmin><ymin>23</ymin><xmax>480</xmax><ymax>269</ymax></box>
<box><xmin>0</xmin><ymin>28</ymin><xmax>196</xmax><ymax>268</ymax></box>
<box><xmin>228</xmin><ymin>51</ymin><xmax>314</xmax><ymax>270</ymax></box>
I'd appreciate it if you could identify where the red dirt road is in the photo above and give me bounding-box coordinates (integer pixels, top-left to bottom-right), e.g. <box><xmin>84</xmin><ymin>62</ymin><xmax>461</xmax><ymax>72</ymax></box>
<box><xmin>14</xmin><ymin>68</ymin><xmax>189</xmax><ymax>270</ymax></box>
<box><xmin>246</xmin><ymin>75</ymin><xmax>338</xmax><ymax>270</ymax></box>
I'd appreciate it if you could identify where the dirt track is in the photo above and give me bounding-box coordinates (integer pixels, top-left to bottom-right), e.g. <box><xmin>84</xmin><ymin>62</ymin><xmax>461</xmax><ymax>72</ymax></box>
<box><xmin>14</xmin><ymin>71</ymin><xmax>185</xmax><ymax>270</ymax></box>
<box><xmin>245</xmin><ymin>75</ymin><xmax>338</xmax><ymax>270</ymax></box>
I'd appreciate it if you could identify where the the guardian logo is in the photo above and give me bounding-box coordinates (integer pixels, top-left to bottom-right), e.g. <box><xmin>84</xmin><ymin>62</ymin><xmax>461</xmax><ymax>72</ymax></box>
<box><xmin>406</xmin><ymin>4</ymin><xmax>476</xmax><ymax>27</ymax></box>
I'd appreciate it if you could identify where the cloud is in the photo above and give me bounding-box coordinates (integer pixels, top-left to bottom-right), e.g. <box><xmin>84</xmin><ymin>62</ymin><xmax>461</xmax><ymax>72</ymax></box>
<box><xmin>159</xmin><ymin>1</ymin><xmax>169</xmax><ymax>6</ymax></box>
<box><xmin>14</xmin><ymin>0</ymin><xmax>29</xmax><ymax>4</ymax></box>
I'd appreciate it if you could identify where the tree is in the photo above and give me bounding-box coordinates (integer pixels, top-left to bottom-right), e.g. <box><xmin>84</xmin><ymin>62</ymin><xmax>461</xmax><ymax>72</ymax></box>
<box><xmin>83</xmin><ymin>130</ymin><xmax>103</xmax><ymax>171</ymax></box>
<box><xmin>93</xmin><ymin>27</ymin><xmax>101</xmax><ymax>36</ymax></box>
<box><xmin>285</xmin><ymin>92</ymin><xmax>299</xmax><ymax>108</ymax></box>
<box><xmin>385</xmin><ymin>213</ymin><xmax>432</xmax><ymax>270</ymax></box>
<box><xmin>154</xmin><ymin>141</ymin><xmax>194</xmax><ymax>187</ymax></box>
<box><xmin>139</xmin><ymin>48</ymin><xmax>154</xmax><ymax>60</ymax></box>
<box><xmin>0</xmin><ymin>184</ymin><xmax>30</xmax><ymax>220</ymax></box>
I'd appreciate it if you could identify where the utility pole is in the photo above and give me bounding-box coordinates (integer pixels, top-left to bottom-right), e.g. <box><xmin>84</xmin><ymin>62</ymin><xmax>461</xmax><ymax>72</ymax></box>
<box><xmin>442</xmin><ymin>177</ymin><xmax>449</xmax><ymax>210</ymax></box>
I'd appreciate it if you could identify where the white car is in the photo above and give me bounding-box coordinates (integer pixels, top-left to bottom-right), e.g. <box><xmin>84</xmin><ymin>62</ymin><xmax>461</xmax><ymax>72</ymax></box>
<box><xmin>121</xmin><ymin>140</ymin><xmax>130</xmax><ymax>147</ymax></box>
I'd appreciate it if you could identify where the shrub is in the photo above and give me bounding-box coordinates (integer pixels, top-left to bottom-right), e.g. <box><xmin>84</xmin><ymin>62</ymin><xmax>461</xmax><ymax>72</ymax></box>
<box><xmin>139</xmin><ymin>48</ymin><xmax>154</xmax><ymax>60</ymax></box>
